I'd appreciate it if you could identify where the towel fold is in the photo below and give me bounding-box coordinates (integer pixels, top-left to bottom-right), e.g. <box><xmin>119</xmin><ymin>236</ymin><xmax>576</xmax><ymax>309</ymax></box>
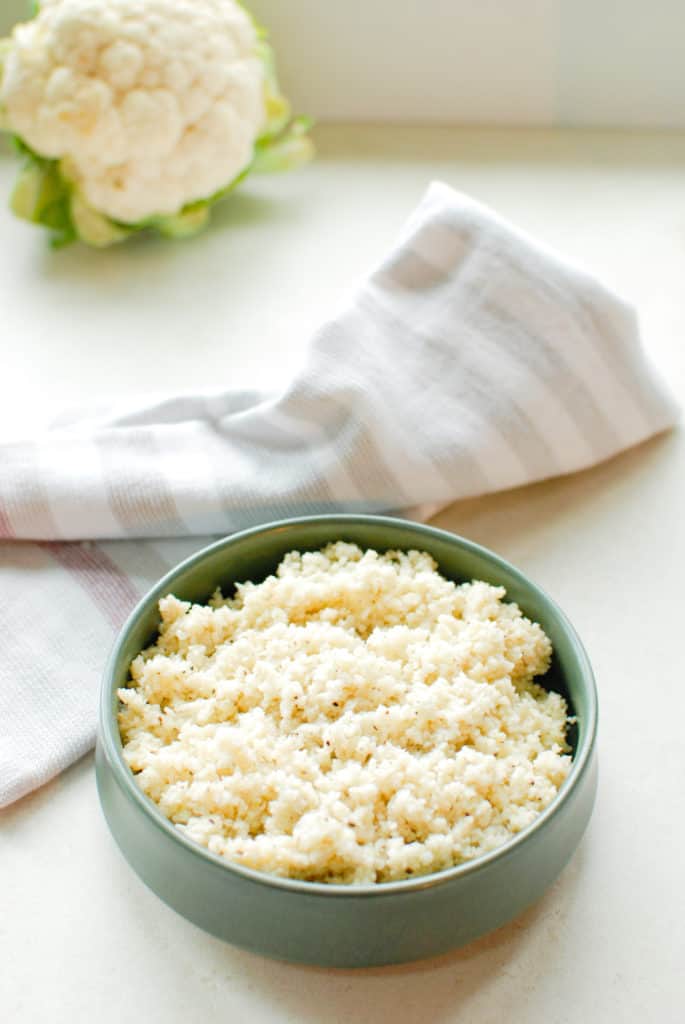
<box><xmin>0</xmin><ymin>182</ymin><xmax>678</xmax><ymax>807</ymax></box>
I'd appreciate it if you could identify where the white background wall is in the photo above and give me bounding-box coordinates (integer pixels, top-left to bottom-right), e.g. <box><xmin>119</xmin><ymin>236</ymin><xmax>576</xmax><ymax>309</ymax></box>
<box><xmin>2</xmin><ymin>0</ymin><xmax>684</xmax><ymax>127</ymax></box>
<box><xmin>251</xmin><ymin>0</ymin><xmax>685</xmax><ymax>127</ymax></box>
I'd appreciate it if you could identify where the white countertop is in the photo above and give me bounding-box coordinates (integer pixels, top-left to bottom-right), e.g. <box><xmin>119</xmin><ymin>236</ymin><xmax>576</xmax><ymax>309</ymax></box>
<box><xmin>2</xmin><ymin>126</ymin><xmax>684</xmax><ymax>1023</ymax></box>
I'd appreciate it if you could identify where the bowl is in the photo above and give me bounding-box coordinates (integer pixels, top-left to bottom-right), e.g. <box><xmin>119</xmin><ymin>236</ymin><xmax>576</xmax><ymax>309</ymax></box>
<box><xmin>96</xmin><ymin>514</ymin><xmax>598</xmax><ymax>967</ymax></box>
<box><xmin>0</xmin><ymin>1</ymin><xmax>30</xmax><ymax>37</ymax></box>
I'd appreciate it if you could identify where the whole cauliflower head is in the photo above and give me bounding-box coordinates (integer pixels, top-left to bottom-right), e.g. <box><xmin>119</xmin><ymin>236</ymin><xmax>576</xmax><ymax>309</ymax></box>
<box><xmin>0</xmin><ymin>0</ymin><xmax>311</xmax><ymax>244</ymax></box>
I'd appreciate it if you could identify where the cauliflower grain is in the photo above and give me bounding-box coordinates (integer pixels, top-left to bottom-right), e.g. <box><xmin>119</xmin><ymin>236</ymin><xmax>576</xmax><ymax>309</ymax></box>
<box><xmin>119</xmin><ymin>543</ymin><xmax>573</xmax><ymax>885</ymax></box>
<box><xmin>1</xmin><ymin>0</ymin><xmax>265</xmax><ymax>223</ymax></box>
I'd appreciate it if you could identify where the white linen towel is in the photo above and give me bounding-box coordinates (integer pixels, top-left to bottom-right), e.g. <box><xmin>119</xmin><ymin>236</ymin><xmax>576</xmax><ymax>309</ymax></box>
<box><xmin>0</xmin><ymin>182</ymin><xmax>678</xmax><ymax>807</ymax></box>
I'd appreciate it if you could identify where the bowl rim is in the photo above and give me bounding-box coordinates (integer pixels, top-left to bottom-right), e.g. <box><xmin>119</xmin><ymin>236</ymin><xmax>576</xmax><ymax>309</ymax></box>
<box><xmin>99</xmin><ymin>512</ymin><xmax>598</xmax><ymax>899</ymax></box>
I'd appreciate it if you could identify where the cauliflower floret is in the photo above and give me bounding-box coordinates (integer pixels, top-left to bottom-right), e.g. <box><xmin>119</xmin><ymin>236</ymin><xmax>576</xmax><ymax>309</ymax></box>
<box><xmin>0</xmin><ymin>0</ymin><xmax>266</xmax><ymax>224</ymax></box>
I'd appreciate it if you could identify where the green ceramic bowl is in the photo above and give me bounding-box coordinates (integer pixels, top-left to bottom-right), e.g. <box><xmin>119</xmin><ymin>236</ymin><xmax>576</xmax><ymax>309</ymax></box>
<box><xmin>96</xmin><ymin>514</ymin><xmax>598</xmax><ymax>967</ymax></box>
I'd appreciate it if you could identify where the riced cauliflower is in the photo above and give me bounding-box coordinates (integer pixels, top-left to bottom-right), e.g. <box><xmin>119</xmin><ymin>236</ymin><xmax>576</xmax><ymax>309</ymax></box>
<box><xmin>0</xmin><ymin>0</ymin><xmax>312</xmax><ymax>245</ymax></box>
<box><xmin>118</xmin><ymin>543</ymin><xmax>573</xmax><ymax>885</ymax></box>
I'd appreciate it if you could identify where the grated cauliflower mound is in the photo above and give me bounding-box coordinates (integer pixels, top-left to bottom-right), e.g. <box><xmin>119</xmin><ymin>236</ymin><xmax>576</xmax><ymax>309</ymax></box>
<box><xmin>118</xmin><ymin>543</ymin><xmax>572</xmax><ymax>885</ymax></box>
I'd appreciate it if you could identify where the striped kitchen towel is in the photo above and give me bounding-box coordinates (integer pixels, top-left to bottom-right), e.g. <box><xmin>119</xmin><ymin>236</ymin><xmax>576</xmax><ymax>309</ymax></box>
<box><xmin>0</xmin><ymin>181</ymin><xmax>678</xmax><ymax>807</ymax></box>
